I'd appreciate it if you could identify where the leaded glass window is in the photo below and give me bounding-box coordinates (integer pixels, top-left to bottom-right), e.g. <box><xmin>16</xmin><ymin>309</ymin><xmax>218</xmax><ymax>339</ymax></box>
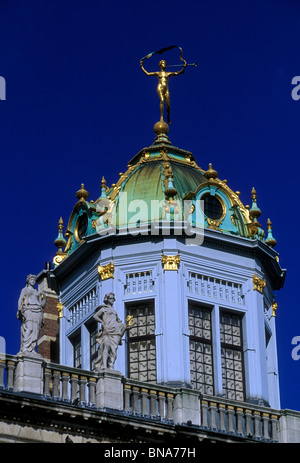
<box><xmin>73</xmin><ymin>334</ymin><xmax>81</xmax><ymax>369</ymax></box>
<box><xmin>220</xmin><ymin>312</ymin><xmax>245</xmax><ymax>401</ymax></box>
<box><xmin>89</xmin><ymin>323</ymin><xmax>98</xmax><ymax>371</ymax></box>
<box><xmin>202</xmin><ymin>193</ymin><xmax>223</xmax><ymax>220</ymax></box>
<box><xmin>189</xmin><ymin>303</ymin><xmax>214</xmax><ymax>394</ymax></box>
<box><xmin>127</xmin><ymin>301</ymin><xmax>156</xmax><ymax>383</ymax></box>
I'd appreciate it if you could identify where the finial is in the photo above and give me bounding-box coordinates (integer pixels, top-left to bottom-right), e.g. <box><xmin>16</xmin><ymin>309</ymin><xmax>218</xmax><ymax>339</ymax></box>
<box><xmin>265</xmin><ymin>218</ymin><xmax>277</xmax><ymax>248</ymax></box>
<box><xmin>164</xmin><ymin>175</ymin><xmax>177</xmax><ymax>199</ymax></box>
<box><xmin>204</xmin><ymin>163</ymin><xmax>218</xmax><ymax>181</ymax></box>
<box><xmin>247</xmin><ymin>187</ymin><xmax>265</xmax><ymax>239</ymax></box>
<box><xmin>249</xmin><ymin>186</ymin><xmax>261</xmax><ymax>221</ymax></box>
<box><xmin>153</xmin><ymin>120</ymin><xmax>171</xmax><ymax>145</ymax></box>
<box><xmin>53</xmin><ymin>217</ymin><xmax>67</xmax><ymax>267</ymax></box>
<box><xmin>75</xmin><ymin>183</ymin><xmax>89</xmax><ymax>202</ymax></box>
<box><xmin>100</xmin><ymin>176</ymin><xmax>107</xmax><ymax>198</ymax></box>
<box><xmin>54</xmin><ymin>217</ymin><xmax>67</xmax><ymax>251</ymax></box>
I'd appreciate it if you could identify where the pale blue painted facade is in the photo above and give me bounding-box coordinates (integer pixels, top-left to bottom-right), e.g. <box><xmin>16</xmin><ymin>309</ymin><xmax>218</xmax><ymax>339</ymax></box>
<box><xmin>55</xmin><ymin>227</ymin><xmax>283</xmax><ymax>409</ymax></box>
<box><xmin>52</xmin><ymin>132</ymin><xmax>285</xmax><ymax>411</ymax></box>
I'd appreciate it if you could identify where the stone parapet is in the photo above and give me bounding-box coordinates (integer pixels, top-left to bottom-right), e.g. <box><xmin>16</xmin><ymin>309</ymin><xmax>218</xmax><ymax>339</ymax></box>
<box><xmin>0</xmin><ymin>354</ymin><xmax>299</xmax><ymax>443</ymax></box>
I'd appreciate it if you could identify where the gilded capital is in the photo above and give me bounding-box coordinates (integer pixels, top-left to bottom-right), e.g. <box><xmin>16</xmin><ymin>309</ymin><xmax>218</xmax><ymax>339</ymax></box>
<box><xmin>98</xmin><ymin>261</ymin><xmax>115</xmax><ymax>280</ymax></box>
<box><xmin>57</xmin><ymin>302</ymin><xmax>63</xmax><ymax>319</ymax></box>
<box><xmin>272</xmin><ymin>302</ymin><xmax>278</xmax><ymax>317</ymax></box>
<box><xmin>252</xmin><ymin>274</ymin><xmax>266</xmax><ymax>293</ymax></box>
<box><xmin>161</xmin><ymin>254</ymin><xmax>180</xmax><ymax>271</ymax></box>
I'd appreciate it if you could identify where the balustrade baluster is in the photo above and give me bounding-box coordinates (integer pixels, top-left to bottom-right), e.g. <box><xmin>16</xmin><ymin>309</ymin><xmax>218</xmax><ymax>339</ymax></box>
<box><xmin>70</xmin><ymin>374</ymin><xmax>79</xmax><ymax>402</ymax></box>
<box><xmin>79</xmin><ymin>376</ymin><xmax>87</xmax><ymax>405</ymax></box>
<box><xmin>124</xmin><ymin>385</ymin><xmax>131</xmax><ymax>411</ymax></box>
<box><xmin>0</xmin><ymin>360</ymin><xmax>5</xmax><ymax>389</ymax></box>
<box><xmin>227</xmin><ymin>406</ymin><xmax>235</xmax><ymax>434</ymax></box>
<box><xmin>166</xmin><ymin>394</ymin><xmax>174</xmax><ymax>421</ymax></box>
<box><xmin>262</xmin><ymin>413</ymin><xmax>270</xmax><ymax>440</ymax></box>
<box><xmin>253</xmin><ymin>411</ymin><xmax>261</xmax><ymax>439</ymax></box>
<box><xmin>61</xmin><ymin>372</ymin><xmax>69</xmax><ymax>401</ymax></box>
<box><xmin>209</xmin><ymin>402</ymin><xmax>217</xmax><ymax>431</ymax></box>
<box><xmin>44</xmin><ymin>368</ymin><xmax>51</xmax><ymax>397</ymax></box>
<box><xmin>52</xmin><ymin>370</ymin><xmax>61</xmax><ymax>399</ymax></box>
<box><xmin>271</xmin><ymin>415</ymin><xmax>279</xmax><ymax>442</ymax></box>
<box><xmin>132</xmin><ymin>387</ymin><xmax>140</xmax><ymax>413</ymax></box>
<box><xmin>201</xmin><ymin>400</ymin><xmax>208</xmax><ymax>428</ymax></box>
<box><xmin>245</xmin><ymin>409</ymin><xmax>253</xmax><ymax>437</ymax></box>
<box><xmin>149</xmin><ymin>390</ymin><xmax>157</xmax><ymax>417</ymax></box>
<box><xmin>158</xmin><ymin>392</ymin><xmax>165</xmax><ymax>419</ymax></box>
<box><xmin>236</xmin><ymin>407</ymin><xmax>244</xmax><ymax>436</ymax></box>
<box><xmin>140</xmin><ymin>388</ymin><xmax>148</xmax><ymax>415</ymax></box>
<box><xmin>88</xmin><ymin>377</ymin><xmax>96</xmax><ymax>406</ymax></box>
<box><xmin>6</xmin><ymin>361</ymin><xmax>15</xmax><ymax>391</ymax></box>
<box><xmin>218</xmin><ymin>404</ymin><xmax>226</xmax><ymax>432</ymax></box>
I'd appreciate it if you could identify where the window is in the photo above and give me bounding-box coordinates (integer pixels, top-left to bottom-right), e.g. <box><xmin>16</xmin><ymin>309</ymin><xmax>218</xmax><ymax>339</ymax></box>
<box><xmin>220</xmin><ymin>312</ymin><xmax>245</xmax><ymax>401</ymax></box>
<box><xmin>202</xmin><ymin>193</ymin><xmax>224</xmax><ymax>220</ymax></box>
<box><xmin>126</xmin><ymin>301</ymin><xmax>156</xmax><ymax>383</ymax></box>
<box><xmin>73</xmin><ymin>334</ymin><xmax>81</xmax><ymax>369</ymax></box>
<box><xmin>89</xmin><ymin>323</ymin><xmax>98</xmax><ymax>371</ymax></box>
<box><xmin>189</xmin><ymin>303</ymin><xmax>214</xmax><ymax>394</ymax></box>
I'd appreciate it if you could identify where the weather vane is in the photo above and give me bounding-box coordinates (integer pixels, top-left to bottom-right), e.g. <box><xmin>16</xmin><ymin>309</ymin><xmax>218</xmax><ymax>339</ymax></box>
<box><xmin>140</xmin><ymin>45</ymin><xmax>197</xmax><ymax>125</ymax></box>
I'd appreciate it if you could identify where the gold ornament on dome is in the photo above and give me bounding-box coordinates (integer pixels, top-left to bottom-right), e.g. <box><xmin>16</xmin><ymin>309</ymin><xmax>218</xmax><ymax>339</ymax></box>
<box><xmin>75</xmin><ymin>183</ymin><xmax>89</xmax><ymax>202</ymax></box>
<box><xmin>205</xmin><ymin>217</ymin><xmax>223</xmax><ymax>231</ymax></box>
<box><xmin>252</xmin><ymin>274</ymin><xmax>266</xmax><ymax>293</ymax></box>
<box><xmin>97</xmin><ymin>261</ymin><xmax>115</xmax><ymax>280</ymax></box>
<box><xmin>161</xmin><ymin>254</ymin><xmax>180</xmax><ymax>271</ymax></box>
<box><xmin>204</xmin><ymin>163</ymin><xmax>218</xmax><ymax>181</ymax></box>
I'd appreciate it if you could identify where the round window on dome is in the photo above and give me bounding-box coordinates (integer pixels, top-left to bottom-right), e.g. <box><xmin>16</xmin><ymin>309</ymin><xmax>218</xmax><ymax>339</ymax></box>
<box><xmin>202</xmin><ymin>193</ymin><xmax>224</xmax><ymax>220</ymax></box>
<box><xmin>75</xmin><ymin>214</ymin><xmax>88</xmax><ymax>241</ymax></box>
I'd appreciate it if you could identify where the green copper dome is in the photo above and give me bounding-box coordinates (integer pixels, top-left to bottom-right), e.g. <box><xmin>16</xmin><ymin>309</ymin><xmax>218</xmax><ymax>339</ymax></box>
<box><xmin>53</xmin><ymin>130</ymin><xmax>276</xmax><ymax>264</ymax></box>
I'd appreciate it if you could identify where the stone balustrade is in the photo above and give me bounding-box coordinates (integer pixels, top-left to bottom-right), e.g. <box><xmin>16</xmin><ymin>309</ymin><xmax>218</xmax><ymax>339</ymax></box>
<box><xmin>123</xmin><ymin>379</ymin><xmax>175</xmax><ymax>422</ymax></box>
<box><xmin>43</xmin><ymin>363</ymin><xmax>98</xmax><ymax>406</ymax></box>
<box><xmin>0</xmin><ymin>354</ymin><xmax>297</xmax><ymax>442</ymax></box>
<box><xmin>200</xmin><ymin>395</ymin><xmax>280</xmax><ymax>442</ymax></box>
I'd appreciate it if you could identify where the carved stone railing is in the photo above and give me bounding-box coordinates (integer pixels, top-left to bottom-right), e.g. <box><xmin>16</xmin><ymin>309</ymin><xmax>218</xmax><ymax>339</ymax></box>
<box><xmin>121</xmin><ymin>381</ymin><xmax>280</xmax><ymax>442</ymax></box>
<box><xmin>200</xmin><ymin>395</ymin><xmax>280</xmax><ymax>442</ymax></box>
<box><xmin>123</xmin><ymin>378</ymin><xmax>175</xmax><ymax>422</ymax></box>
<box><xmin>43</xmin><ymin>362</ymin><xmax>98</xmax><ymax>406</ymax></box>
<box><xmin>0</xmin><ymin>355</ymin><xmax>288</xmax><ymax>442</ymax></box>
<box><xmin>0</xmin><ymin>354</ymin><xmax>18</xmax><ymax>391</ymax></box>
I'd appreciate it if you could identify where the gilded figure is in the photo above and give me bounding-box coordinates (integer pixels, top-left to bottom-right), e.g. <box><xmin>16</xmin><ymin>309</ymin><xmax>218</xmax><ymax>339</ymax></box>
<box><xmin>140</xmin><ymin>56</ymin><xmax>187</xmax><ymax>124</ymax></box>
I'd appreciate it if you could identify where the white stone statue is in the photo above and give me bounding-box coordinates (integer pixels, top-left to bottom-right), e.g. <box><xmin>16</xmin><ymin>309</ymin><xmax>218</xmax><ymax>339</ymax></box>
<box><xmin>17</xmin><ymin>274</ymin><xmax>46</xmax><ymax>356</ymax></box>
<box><xmin>93</xmin><ymin>292</ymin><xmax>127</xmax><ymax>370</ymax></box>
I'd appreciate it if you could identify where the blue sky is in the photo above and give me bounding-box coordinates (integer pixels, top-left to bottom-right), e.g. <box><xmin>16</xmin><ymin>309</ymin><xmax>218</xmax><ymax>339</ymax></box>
<box><xmin>0</xmin><ymin>0</ymin><xmax>299</xmax><ymax>411</ymax></box>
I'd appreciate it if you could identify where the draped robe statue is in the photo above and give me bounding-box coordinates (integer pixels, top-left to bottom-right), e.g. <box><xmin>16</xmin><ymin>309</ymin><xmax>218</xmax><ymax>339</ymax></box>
<box><xmin>17</xmin><ymin>274</ymin><xmax>46</xmax><ymax>356</ymax></box>
<box><xmin>93</xmin><ymin>293</ymin><xmax>127</xmax><ymax>370</ymax></box>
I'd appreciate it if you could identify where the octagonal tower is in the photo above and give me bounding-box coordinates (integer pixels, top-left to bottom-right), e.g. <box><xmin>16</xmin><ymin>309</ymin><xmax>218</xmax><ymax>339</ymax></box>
<box><xmin>43</xmin><ymin>119</ymin><xmax>285</xmax><ymax>411</ymax></box>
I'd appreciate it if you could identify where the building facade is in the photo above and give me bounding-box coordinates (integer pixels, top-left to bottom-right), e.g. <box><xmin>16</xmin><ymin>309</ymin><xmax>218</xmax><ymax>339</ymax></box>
<box><xmin>1</xmin><ymin>118</ymin><xmax>299</xmax><ymax>444</ymax></box>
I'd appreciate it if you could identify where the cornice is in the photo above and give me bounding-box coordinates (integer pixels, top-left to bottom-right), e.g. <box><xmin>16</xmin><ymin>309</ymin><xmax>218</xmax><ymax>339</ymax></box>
<box><xmin>52</xmin><ymin>225</ymin><xmax>285</xmax><ymax>290</ymax></box>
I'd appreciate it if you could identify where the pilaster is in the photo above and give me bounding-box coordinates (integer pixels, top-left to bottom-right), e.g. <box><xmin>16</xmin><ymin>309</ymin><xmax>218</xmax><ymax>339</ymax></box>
<box><xmin>243</xmin><ymin>277</ymin><xmax>269</xmax><ymax>405</ymax></box>
<box><xmin>159</xmin><ymin>246</ymin><xmax>189</xmax><ymax>385</ymax></box>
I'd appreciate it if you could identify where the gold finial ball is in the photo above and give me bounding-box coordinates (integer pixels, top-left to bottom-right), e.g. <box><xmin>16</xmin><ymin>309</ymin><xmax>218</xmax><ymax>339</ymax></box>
<box><xmin>204</xmin><ymin>163</ymin><xmax>218</xmax><ymax>180</ymax></box>
<box><xmin>153</xmin><ymin>120</ymin><xmax>169</xmax><ymax>136</ymax></box>
<box><xmin>76</xmin><ymin>183</ymin><xmax>89</xmax><ymax>201</ymax></box>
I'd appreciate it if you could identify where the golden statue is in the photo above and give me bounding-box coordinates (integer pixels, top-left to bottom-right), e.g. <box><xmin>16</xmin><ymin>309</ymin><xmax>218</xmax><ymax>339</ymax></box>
<box><xmin>140</xmin><ymin>46</ymin><xmax>189</xmax><ymax>125</ymax></box>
